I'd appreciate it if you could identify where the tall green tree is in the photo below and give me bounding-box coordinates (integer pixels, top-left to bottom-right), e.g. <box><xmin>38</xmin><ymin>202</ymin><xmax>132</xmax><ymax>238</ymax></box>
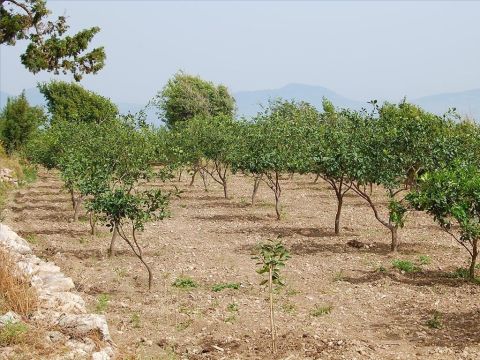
<box><xmin>38</xmin><ymin>81</ymin><xmax>118</xmax><ymax>124</ymax></box>
<box><xmin>1</xmin><ymin>0</ymin><xmax>105</xmax><ymax>80</ymax></box>
<box><xmin>0</xmin><ymin>91</ymin><xmax>46</xmax><ymax>154</ymax></box>
<box><xmin>154</xmin><ymin>72</ymin><xmax>236</xmax><ymax>129</ymax></box>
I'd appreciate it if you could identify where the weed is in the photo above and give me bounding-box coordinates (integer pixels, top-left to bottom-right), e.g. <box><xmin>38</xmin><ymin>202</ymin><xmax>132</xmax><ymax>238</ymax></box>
<box><xmin>418</xmin><ymin>255</ymin><xmax>431</xmax><ymax>265</ymax></box>
<box><xmin>20</xmin><ymin>165</ymin><xmax>37</xmax><ymax>184</ymax></box>
<box><xmin>175</xmin><ymin>319</ymin><xmax>193</xmax><ymax>331</ymax></box>
<box><xmin>392</xmin><ymin>259</ymin><xmax>419</xmax><ymax>273</ymax></box>
<box><xmin>451</xmin><ymin>267</ymin><xmax>469</xmax><ymax>279</ymax></box>
<box><xmin>114</xmin><ymin>267</ymin><xmax>128</xmax><ymax>278</ymax></box>
<box><xmin>0</xmin><ymin>249</ymin><xmax>37</xmax><ymax>316</ymax></box>
<box><xmin>285</xmin><ymin>287</ymin><xmax>300</xmax><ymax>296</ymax></box>
<box><xmin>426</xmin><ymin>311</ymin><xmax>443</xmax><ymax>329</ymax></box>
<box><xmin>24</xmin><ymin>233</ymin><xmax>38</xmax><ymax>245</ymax></box>
<box><xmin>281</xmin><ymin>302</ymin><xmax>296</xmax><ymax>314</ymax></box>
<box><xmin>95</xmin><ymin>294</ymin><xmax>109</xmax><ymax>314</ymax></box>
<box><xmin>332</xmin><ymin>270</ymin><xmax>345</xmax><ymax>282</ymax></box>
<box><xmin>227</xmin><ymin>302</ymin><xmax>239</xmax><ymax>312</ymax></box>
<box><xmin>375</xmin><ymin>266</ymin><xmax>388</xmax><ymax>273</ymax></box>
<box><xmin>0</xmin><ymin>321</ymin><xmax>28</xmax><ymax>346</ymax></box>
<box><xmin>172</xmin><ymin>277</ymin><xmax>197</xmax><ymax>289</ymax></box>
<box><xmin>224</xmin><ymin>314</ymin><xmax>236</xmax><ymax>323</ymax></box>
<box><xmin>310</xmin><ymin>305</ymin><xmax>333</xmax><ymax>317</ymax></box>
<box><xmin>79</xmin><ymin>237</ymin><xmax>89</xmax><ymax>245</ymax></box>
<box><xmin>130</xmin><ymin>313</ymin><xmax>141</xmax><ymax>328</ymax></box>
<box><xmin>212</xmin><ymin>282</ymin><xmax>240</xmax><ymax>292</ymax></box>
<box><xmin>179</xmin><ymin>203</ymin><xmax>187</xmax><ymax>209</ymax></box>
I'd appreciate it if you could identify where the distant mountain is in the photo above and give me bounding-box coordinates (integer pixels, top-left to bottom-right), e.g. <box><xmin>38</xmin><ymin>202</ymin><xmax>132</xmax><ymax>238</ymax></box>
<box><xmin>234</xmin><ymin>83</ymin><xmax>365</xmax><ymax>118</ymax></box>
<box><xmin>233</xmin><ymin>84</ymin><xmax>480</xmax><ymax>121</ymax></box>
<box><xmin>412</xmin><ymin>89</ymin><xmax>480</xmax><ymax>120</ymax></box>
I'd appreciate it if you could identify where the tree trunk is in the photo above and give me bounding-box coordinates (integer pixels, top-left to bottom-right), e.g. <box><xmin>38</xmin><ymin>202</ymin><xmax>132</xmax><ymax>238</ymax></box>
<box><xmin>252</xmin><ymin>176</ymin><xmax>261</xmax><ymax>206</ymax></box>
<box><xmin>89</xmin><ymin>212</ymin><xmax>96</xmax><ymax>236</ymax></box>
<box><xmin>314</xmin><ymin>173</ymin><xmax>320</xmax><ymax>184</ymax></box>
<box><xmin>189</xmin><ymin>169</ymin><xmax>198</xmax><ymax>186</ymax></box>
<box><xmin>69</xmin><ymin>188</ymin><xmax>76</xmax><ymax>209</ymax></box>
<box><xmin>469</xmin><ymin>239</ymin><xmax>478</xmax><ymax>279</ymax></box>
<box><xmin>200</xmin><ymin>169</ymin><xmax>208</xmax><ymax>191</ymax></box>
<box><xmin>73</xmin><ymin>197</ymin><xmax>83</xmax><ymax>222</ymax></box>
<box><xmin>274</xmin><ymin>172</ymin><xmax>281</xmax><ymax>220</ymax></box>
<box><xmin>178</xmin><ymin>170</ymin><xmax>183</xmax><ymax>182</ymax></box>
<box><xmin>269</xmin><ymin>265</ymin><xmax>277</xmax><ymax>354</ymax></box>
<box><xmin>108</xmin><ymin>225</ymin><xmax>118</xmax><ymax>257</ymax></box>
<box><xmin>222</xmin><ymin>179</ymin><xmax>228</xmax><ymax>199</ymax></box>
<box><xmin>335</xmin><ymin>194</ymin><xmax>343</xmax><ymax>235</ymax></box>
<box><xmin>390</xmin><ymin>226</ymin><xmax>399</xmax><ymax>252</ymax></box>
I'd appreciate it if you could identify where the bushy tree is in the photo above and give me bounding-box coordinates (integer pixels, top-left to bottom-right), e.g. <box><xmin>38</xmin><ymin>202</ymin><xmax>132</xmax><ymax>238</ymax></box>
<box><xmin>309</xmin><ymin>100</ymin><xmax>357</xmax><ymax>234</ymax></box>
<box><xmin>154</xmin><ymin>72</ymin><xmax>235</xmax><ymax>128</ymax></box>
<box><xmin>175</xmin><ymin>115</ymin><xmax>239</xmax><ymax>198</ymax></box>
<box><xmin>232</xmin><ymin>100</ymin><xmax>318</xmax><ymax>219</ymax></box>
<box><xmin>38</xmin><ymin>81</ymin><xmax>118</xmax><ymax>124</ymax></box>
<box><xmin>0</xmin><ymin>91</ymin><xmax>46</xmax><ymax>154</ymax></box>
<box><xmin>408</xmin><ymin>163</ymin><xmax>480</xmax><ymax>279</ymax></box>
<box><xmin>347</xmin><ymin>101</ymin><xmax>449</xmax><ymax>251</ymax></box>
<box><xmin>1</xmin><ymin>0</ymin><xmax>105</xmax><ymax>80</ymax></box>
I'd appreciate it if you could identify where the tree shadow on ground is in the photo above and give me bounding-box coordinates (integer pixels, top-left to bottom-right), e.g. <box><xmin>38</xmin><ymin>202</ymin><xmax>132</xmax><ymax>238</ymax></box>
<box><xmin>18</xmin><ymin>228</ymin><xmax>89</xmax><ymax>238</ymax></box>
<box><xmin>343</xmin><ymin>269</ymin><xmax>470</xmax><ymax>288</ymax></box>
<box><xmin>14</xmin><ymin>212</ymin><xmax>72</xmax><ymax>222</ymax></box>
<box><xmin>190</xmin><ymin>201</ymin><xmax>250</xmax><ymax>209</ymax></box>
<box><xmin>194</xmin><ymin>214</ymin><xmax>266</xmax><ymax>222</ymax></box>
<box><xmin>10</xmin><ymin>204</ymin><xmax>68</xmax><ymax>212</ymax></box>
<box><xmin>376</xmin><ymin>300</ymin><xmax>480</xmax><ymax>349</ymax></box>
<box><xmin>14</xmin><ymin>197</ymin><xmax>71</xmax><ymax>205</ymax></box>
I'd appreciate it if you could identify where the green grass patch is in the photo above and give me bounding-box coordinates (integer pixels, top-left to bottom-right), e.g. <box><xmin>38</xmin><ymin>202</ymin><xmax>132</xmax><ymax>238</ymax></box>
<box><xmin>0</xmin><ymin>321</ymin><xmax>28</xmax><ymax>346</ymax></box>
<box><xmin>426</xmin><ymin>311</ymin><xmax>443</xmax><ymax>329</ymax></box>
<box><xmin>310</xmin><ymin>304</ymin><xmax>333</xmax><ymax>317</ymax></box>
<box><xmin>172</xmin><ymin>277</ymin><xmax>197</xmax><ymax>289</ymax></box>
<box><xmin>95</xmin><ymin>294</ymin><xmax>109</xmax><ymax>314</ymax></box>
<box><xmin>392</xmin><ymin>259</ymin><xmax>419</xmax><ymax>273</ymax></box>
<box><xmin>211</xmin><ymin>282</ymin><xmax>240</xmax><ymax>292</ymax></box>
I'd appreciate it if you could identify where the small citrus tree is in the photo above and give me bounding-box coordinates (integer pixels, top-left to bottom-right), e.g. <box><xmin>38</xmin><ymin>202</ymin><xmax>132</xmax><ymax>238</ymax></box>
<box><xmin>408</xmin><ymin>163</ymin><xmax>480</xmax><ymax>279</ymax></box>
<box><xmin>253</xmin><ymin>240</ymin><xmax>291</xmax><ymax>353</ymax></box>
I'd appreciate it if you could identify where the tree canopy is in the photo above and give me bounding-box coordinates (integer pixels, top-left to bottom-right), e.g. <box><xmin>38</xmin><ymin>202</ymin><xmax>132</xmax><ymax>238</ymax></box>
<box><xmin>0</xmin><ymin>0</ymin><xmax>105</xmax><ymax>80</ymax></box>
<box><xmin>0</xmin><ymin>91</ymin><xmax>46</xmax><ymax>154</ymax></box>
<box><xmin>38</xmin><ymin>81</ymin><xmax>118</xmax><ymax>124</ymax></box>
<box><xmin>154</xmin><ymin>72</ymin><xmax>236</xmax><ymax>128</ymax></box>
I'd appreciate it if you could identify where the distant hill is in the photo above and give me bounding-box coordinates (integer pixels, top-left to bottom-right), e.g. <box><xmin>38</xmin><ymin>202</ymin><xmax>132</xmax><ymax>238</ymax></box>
<box><xmin>412</xmin><ymin>89</ymin><xmax>480</xmax><ymax>120</ymax></box>
<box><xmin>234</xmin><ymin>83</ymin><xmax>365</xmax><ymax>118</ymax></box>
<box><xmin>233</xmin><ymin>84</ymin><xmax>480</xmax><ymax>121</ymax></box>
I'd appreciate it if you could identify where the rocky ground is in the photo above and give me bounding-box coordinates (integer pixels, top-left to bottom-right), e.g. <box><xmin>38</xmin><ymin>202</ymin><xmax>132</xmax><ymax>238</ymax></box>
<box><xmin>3</xmin><ymin>169</ymin><xmax>480</xmax><ymax>359</ymax></box>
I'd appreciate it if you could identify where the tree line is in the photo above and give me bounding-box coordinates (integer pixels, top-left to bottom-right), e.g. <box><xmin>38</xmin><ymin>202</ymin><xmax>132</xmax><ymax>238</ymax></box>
<box><xmin>2</xmin><ymin>71</ymin><xmax>480</xmax><ymax>286</ymax></box>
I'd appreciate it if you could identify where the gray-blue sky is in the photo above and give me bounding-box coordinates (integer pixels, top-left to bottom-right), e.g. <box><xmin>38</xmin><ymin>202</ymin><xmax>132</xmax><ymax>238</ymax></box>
<box><xmin>1</xmin><ymin>1</ymin><xmax>479</xmax><ymax>104</ymax></box>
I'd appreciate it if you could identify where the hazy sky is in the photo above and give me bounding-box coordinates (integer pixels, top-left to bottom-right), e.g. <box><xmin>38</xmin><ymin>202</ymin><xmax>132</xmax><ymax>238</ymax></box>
<box><xmin>1</xmin><ymin>1</ymin><xmax>479</xmax><ymax>104</ymax></box>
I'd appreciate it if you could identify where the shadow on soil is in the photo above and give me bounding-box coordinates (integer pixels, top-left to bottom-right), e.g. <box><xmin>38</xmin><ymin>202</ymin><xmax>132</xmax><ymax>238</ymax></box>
<box><xmin>194</xmin><ymin>214</ymin><xmax>266</xmax><ymax>222</ymax></box>
<box><xmin>379</xmin><ymin>300</ymin><xmax>480</xmax><ymax>349</ymax></box>
<box><xmin>10</xmin><ymin>204</ymin><xmax>68</xmax><ymax>212</ymax></box>
<box><xmin>343</xmin><ymin>269</ymin><xmax>471</xmax><ymax>288</ymax></box>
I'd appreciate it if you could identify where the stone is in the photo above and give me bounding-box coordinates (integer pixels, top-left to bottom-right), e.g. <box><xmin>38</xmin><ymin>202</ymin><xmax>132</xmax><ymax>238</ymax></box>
<box><xmin>0</xmin><ymin>224</ymin><xmax>32</xmax><ymax>255</ymax></box>
<box><xmin>56</xmin><ymin>314</ymin><xmax>112</xmax><ymax>342</ymax></box>
<box><xmin>0</xmin><ymin>311</ymin><xmax>21</xmax><ymax>327</ymax></box>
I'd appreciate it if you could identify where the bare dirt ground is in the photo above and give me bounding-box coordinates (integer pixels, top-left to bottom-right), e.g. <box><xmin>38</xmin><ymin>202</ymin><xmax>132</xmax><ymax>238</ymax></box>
<box><xmin>4</xmin><ymin>169</ymin><xmax>480</xmax><ymax>359</ymax></box>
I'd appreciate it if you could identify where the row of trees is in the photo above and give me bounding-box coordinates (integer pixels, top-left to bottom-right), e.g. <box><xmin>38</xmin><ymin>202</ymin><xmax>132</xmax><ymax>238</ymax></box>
<box><xmin>3</xmin><ymin>71</ymin><xmax>480</xmax><ymax>285</ymax></box>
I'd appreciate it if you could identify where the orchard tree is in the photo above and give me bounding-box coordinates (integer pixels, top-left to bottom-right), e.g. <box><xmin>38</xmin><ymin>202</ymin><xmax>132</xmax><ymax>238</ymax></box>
<box><xmin>0</xmin><ymin>0</ymin><xmax>105</xmax><ymax>80</ymax></box>
<box><xmin>154</xmin><ymin>71</ymin><xmax>236</xmax><ymax>129</ymax></box>
<box><xmin>232</xmin><ymin>100</ymin><xmax>318</xmax><ymax>219</ymax></box>
<box><xmin>0</xmin><ymin>91</ymin><xmax>46</xmax><ymax>154</ymax></box>
<box><xmin>348</xmin><ymin>101</ymin><xmax>450</xmax><ymax>251</ymax></box>
<box><xmin>179</xmin><ymin>115</ymin><xmax>238</xmax><ymax>198</ymax></box>
<box><xmin>39</xmin><ymin>81</ymin><xmax>118</xmax><ymax>124</ymax></box>
<box><xmin>310</xmin><ymin>99</ymin><xmax>356</xmax><ymax>234</ymax></box>
<box><xmin>408</xmin><ymin>163</ymin><xmax>480</xmax><ymax>279</ymax></box>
